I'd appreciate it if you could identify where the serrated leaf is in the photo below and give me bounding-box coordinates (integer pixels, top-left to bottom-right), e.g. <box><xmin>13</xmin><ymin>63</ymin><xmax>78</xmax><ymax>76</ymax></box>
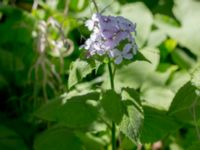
<box><xmin>68</xmin><ymin>59</ymin><xmax>95</xmax><ymax>89</ymax></box>
<box><xmin>101</xmin><ymin>90</ymin><xmax>124</xmax><ymax>124</ymax></box>
<box><xmin>34</xmin><ymin>127</ymin><xmax>82</xmax><ymax>150</ymax></box>
<box><xmin>140</xmin><ymin>106</ymin><xmax>179</xmax><ymax>143</ymax></box>
<box><xmin>119</xmin><ymin>88</ymin><xmax>143</xmax><ymax>144</ymax></box>
<box><xmin>35</xmin><ymin>92</ymin><xmax>100</xmax><ymax>128</ymax></box>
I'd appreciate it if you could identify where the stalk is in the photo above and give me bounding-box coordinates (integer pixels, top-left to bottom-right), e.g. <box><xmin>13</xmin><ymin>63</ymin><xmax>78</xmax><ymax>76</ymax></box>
<box><xmin>108</xmin><ymin>62</ymin><xmax>116</xmax><ymax>150</ymax></box>
<box><xmin>91</xmin><ymin>0</ymin><xmax>99</xmax><ymax>13</ymax></box>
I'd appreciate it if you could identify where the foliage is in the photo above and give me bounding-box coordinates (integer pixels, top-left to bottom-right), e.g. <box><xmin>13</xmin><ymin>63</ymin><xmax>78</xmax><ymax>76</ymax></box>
<box><xmin>0</xmin><ymin>0</ymin><xmax>200</xmax><ymax>149</ymax></box>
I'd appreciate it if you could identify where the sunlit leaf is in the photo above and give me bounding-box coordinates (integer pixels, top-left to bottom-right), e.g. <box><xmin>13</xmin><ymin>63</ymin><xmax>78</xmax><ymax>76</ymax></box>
<box><xmin>119</xmin><ymin>88</ymin><xmax>143</xmax><ymax>144</ymax></box>
<box><xmin>68</xmin><ymin>59</ymin><xmax>96</xmax><ymax>89</ymax></box>
<box><xmin>120</xmin><ymin>2</ymin><xmax>153</xmax><ymax>47</ymax></box>
<box><xmin>155</xmin><ymin>0</ymin><xmax>200</xmax><ymax>57</ymax></box>
<box><xmin>102</xmin><ymin>48</ymin><xmax>160</xmax><ymax>91</ymax></box>
<box><xmin>35</xmin><ymin>92</ymin><xmax>100</xmax><ymax>128</ymax></box>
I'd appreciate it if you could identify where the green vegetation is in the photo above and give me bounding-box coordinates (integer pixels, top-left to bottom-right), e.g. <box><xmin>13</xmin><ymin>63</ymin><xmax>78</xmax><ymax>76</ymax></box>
<box><xmin>0</xmin><ymin>0</ymin><xmax>200</xmax><ymax>149</ymax></box>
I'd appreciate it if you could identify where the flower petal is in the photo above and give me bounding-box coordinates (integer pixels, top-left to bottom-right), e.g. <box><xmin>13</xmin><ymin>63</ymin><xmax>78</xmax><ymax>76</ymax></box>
<box><xmin>114</xmin><ymin>55</ymin><xmax>123</xmax><ymax>64</ymax></box>
<box><xmin>123</xmin><ymin>43</ymin><xmax>132</xmax><ymax>53</ymax></box>
<box><xmin>123</xmin><ymin>53</ymin><xmax>133</xmax><ymax>59</ymax></box>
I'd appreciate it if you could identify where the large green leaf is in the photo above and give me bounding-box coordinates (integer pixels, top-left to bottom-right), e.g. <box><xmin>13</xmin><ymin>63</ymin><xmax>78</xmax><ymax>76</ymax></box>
<box><xmin>119</xmin><ymin>88</ymin><xmax>144</xmax><ymax>143</ymax></box>
<box><xmin>76</xmin><ymin>131</ymin><xmax>106</xmax><ymax>150</ymax></box>
<box><xmin>34</xmin><ymin>127</ymin><xmax>82</xmax><ymax>150</ymax></box>
<box><xmin>120</xmin><ymin>2</ymin><xmax>153</xmax><ymax>47</ymax></box>
<box><xmin>101</xmin><ymin>90</ymin><xmax>124</xmax><ymax>124</ymax></box>
<box><xmin>154</xmin><ymin>0</ymin><xmax>200</xmax><ymax>56</ymax></box>
<box><xmin>171</xmin><ymin>48</ymin><xmax>196</xmax><ymax>70</ymax></box>
<box><xmin>168</xmin><ymin>70</ymin><xmax>190</xmax><ymax>93</ymax></box>
<box><xmin>35</xmin><ymin>92</ymin><xmax>100</xmax><ymax>128</ymax></box>
<box><xmin>140</xmin><ymin>65</ymin><xmax>177</xmax><ymax>110</ymax></box>
<box><xmin>169</xmin><ymin>82</ymin><xmax>200</xmax><ymax>123</ymax></box>
<box><xmin>0</xmin><ymin>125</ymin><xmax>28</xmax><ymax>150</ymax></box>
<box><xmin>141</xmin><ymin>87</ymin><xmax>174</xmax><ymax>110</ymax></box>
<box><xmin>140</xmin><ymin>106</ymin><xmax>179</xmax><ymax>143</ymax></box>
<box><xmin>102</xmin><ymin>48</ymin><xmax>160</xmax><ymax>91</ymax></box>
<box><xmin>188</xmin><ymin>142</ymin><xmax>200</xmax><ymax>150</ymax></box>
<box><xmin>0</xmin><ymin>6</ymin><xmax>35</xmax><ymax>45</ymax></box>
<box><xmin>147</xmin><ymin>30</ymin><xmax>167</xmax><ymax>47</ymax></box>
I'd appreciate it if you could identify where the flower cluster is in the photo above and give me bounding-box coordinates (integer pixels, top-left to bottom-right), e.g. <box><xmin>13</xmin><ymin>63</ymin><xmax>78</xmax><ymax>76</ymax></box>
<box><xmin>83</xmin><ymin>13</ymin><xmax>138</xmax><ymax>64</ymax></box>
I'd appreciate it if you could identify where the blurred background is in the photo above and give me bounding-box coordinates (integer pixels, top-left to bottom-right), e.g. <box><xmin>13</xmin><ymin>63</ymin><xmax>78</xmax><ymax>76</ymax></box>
<box><xmin>0</xmin><ymin>0</ymin><xmax>200</xmax><ymax>150</ymax></box>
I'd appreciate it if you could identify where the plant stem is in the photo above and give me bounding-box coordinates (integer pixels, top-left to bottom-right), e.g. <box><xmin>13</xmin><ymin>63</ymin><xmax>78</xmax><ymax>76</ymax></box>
<box><xmin>91</xmin><ymin>0</ymin><xmax>99</xmax><ymax>13</ymax></box>
<box><xmin>108</xmin><ymin>62</ymin><xmax>114</xmax><ymax>89</ymax></box>
<box><xmin>108</xmin><ymin>62</ymin><xmax>116</xmax><ymax>150</ymax></box>
<box><xmin>111</xmin><ymin>122</ymin><xmax>116</xmax><ymax>150</ymax></box>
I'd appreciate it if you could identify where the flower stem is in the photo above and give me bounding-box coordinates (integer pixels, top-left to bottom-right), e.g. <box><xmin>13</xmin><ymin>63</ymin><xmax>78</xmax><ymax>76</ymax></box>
<box><xmin>108</xmin><ymin>62</ymin><xmax>116</xmax><ymax>150</ymax></box>
<box><xmin>91</xmin><ymin>0</ymin><xmax>99</xmax><ymax>13</ymax></box>
<box><xmin>108</xmin><ymin>62</ymin><xmax>114</xmax><ymax>89</ymax></box>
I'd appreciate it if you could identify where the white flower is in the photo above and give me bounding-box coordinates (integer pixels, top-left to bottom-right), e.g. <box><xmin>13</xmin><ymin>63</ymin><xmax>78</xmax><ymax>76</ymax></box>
<box><xmin>85</xmin><ymin>20</ymin><xmax>95</xmax><ymax>31</ymax></box>
<box><xmin>83</xmin><ymin>13</ymin><xmax>138</xmax><ymax>64</ymax></box>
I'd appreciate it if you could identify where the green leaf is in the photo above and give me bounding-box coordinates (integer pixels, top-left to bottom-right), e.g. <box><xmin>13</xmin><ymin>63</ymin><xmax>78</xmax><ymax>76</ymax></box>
<box><xmin>35</xmin><ymin>92</ymin><xmax>100</xmax><ymax>128</ymax></box>
<box><xmin>140</xmin><ymin>65</ymin><xmax>179</xmax><ymax>110</ymax></box>
<box><xmin>0</xmin><ymin>6</ymin><xmax>35</xmax><ymax>45</ymax></box>
<box><xmin>142</xmin><ymin>87</ymin><xmax>174</xmax><ymax>110</ymax></box>
<box><xmin>140</xmin><ymin>106</ymin><xmax>179</xmax><ymax>143</ymax></box>
<box><xmin>119</xmin><ymin>88</ymin><xmax>143</xmax><ymax>144</ymax></box>
<box><xmin>188</xmin><ymin>142</ymin><xmax>200</xmax><ymax>150</ymax></box>
<box><xmin>0</xmin><ymin>49</ymin><xmax>24</xmax><ymax>72</ymax></box>
<box><xmin>168</xmin><ymin>70</ymin><xmax>190</xmax><ymax>92</ymax></box>
<box><xmin>171</xmin><ymin>48</ymin><xmax>195</xmax><ymax>70</ymax></box>
<box><xmin>120</xmin><ymin>2</ymin><xmax>153</xmax><ymax>47</ymax></box>
<box><xmin>191</xmin><ymin>65</ymin><xmax>200</xmax><ymax>90</ymax></box>
<box><xmin>68</xmin><ymin>59</ymin><xmax>95</xmax><ymax>89</ymax></box>
<box><xmin>34</xmin><ymin>127</ymin><xmax>82</xmax><ymax>150</ymax></box>
<box><xmin>147</xmin><ymin>30</ymin><xmax>167</xmax><ymax>47</ymax></box>
<box><xmin>101</xmin><ymin>90</ymin><xmax>124</xmax><ymax>124</ymax></box>
<box><xmin>69</xmin><ymin>0</ymin><xmax>89</xmax><ymax>11</ymax></box>
<box><xmin>0</xmin><ymin>74</ymin><xmax>8</xmax><ymax>88</ymax></box>
<box><xmin>0</xmin><ymin>125</ymin><xmax>28</xmax><ymax>150</ymax></box>
<box><xmin>103</xmin><ymin>48</ymin><xmax>159</xmax><ymax>91</ymax></box>
<box><xmin>134</xmin><ymin>51</ymin><xmax>151</xmax><ymax>63</ymax></box>
<box><xmin>155</xmin><ymin>0</ymin><xmax>200</xmax><ymax>57</ymax></box>
<box><xmin>76</xmin><ymin>132</ymin><xmax>106</xmax><ymax>150</ymax></box>
<box><xmin>169</xmin><ymin>82</ymin><xmax>200</xmax><ymax>123</ymax></box>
